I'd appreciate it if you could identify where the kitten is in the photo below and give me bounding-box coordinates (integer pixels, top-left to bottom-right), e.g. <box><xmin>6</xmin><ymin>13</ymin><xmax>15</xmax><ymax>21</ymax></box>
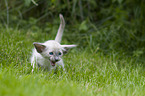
<box><xmin>30</xmin><ymin>14</ymin><xmax>76</xmax><ymax>72</ymax></box>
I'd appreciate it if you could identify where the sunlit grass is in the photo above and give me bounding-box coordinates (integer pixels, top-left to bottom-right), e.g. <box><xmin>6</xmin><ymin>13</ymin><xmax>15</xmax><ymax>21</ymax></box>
<box><xmin>0</xmin><ymin>27</ymin><xmax>145</xmax><ymax>96</ymax></box>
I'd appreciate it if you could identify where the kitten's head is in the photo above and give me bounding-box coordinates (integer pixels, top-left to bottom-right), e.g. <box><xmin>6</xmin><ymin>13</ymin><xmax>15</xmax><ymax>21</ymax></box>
<box><xmin>33</xmin><ymin>40</ymin><xmax>76</xmax><ymax>66</ymax></box>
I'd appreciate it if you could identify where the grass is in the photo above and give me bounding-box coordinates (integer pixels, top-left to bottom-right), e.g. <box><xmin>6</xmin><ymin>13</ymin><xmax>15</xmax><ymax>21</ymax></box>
<box><xmin>0</xmin><ymin>26</ymin><xmax>145</xmax><ymax>96</ymax></box>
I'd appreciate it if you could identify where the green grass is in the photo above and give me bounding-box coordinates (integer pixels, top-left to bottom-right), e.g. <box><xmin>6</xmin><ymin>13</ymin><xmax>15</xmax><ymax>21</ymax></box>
<box><xmin>0</xmin><ymin>27</ymin><xmax>145</xmax><ymax>96</ymax></box>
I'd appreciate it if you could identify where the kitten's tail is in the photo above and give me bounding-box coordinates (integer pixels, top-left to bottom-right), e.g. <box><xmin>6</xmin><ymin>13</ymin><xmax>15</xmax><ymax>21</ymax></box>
<box><xmin>55</xmin><ymin>14</ymin><xmax>65</xmax><ymax>43</ymax></box>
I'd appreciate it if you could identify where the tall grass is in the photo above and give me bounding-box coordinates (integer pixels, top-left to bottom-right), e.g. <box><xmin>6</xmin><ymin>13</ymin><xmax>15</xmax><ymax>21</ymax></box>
<box><xmin>0</xmin><ymin>0</ymin><xmax>145</xmax><ymax>56</ymax></box>
<box><xmin>0</xmin><ymin>26</ymin><xmax>145</xmax><ymax>96</ymax></box>
<box><xmin>0</xmin><ymin>1</ymin><xmax>145</xmax><ymax>95</ymax></box>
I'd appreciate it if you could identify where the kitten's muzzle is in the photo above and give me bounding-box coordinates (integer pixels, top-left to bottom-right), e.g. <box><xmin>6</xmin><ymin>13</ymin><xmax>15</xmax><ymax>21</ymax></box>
<box><xmin>54</xmin><ymin>57</ymin><xmax>60</xmax><ymax>62</ymax></box>
<box><xmin>50</xmin><ymin>57</ymin><xmax>60</xmax><ymax>66</ymax></box>
<box><xmin>55</xmin><ymin>58</ymin><xmax>59</xmax><ymax>62</ymax></box>
<box><xmin>50</xmin><ymin>61</ymin><xmax>56</xmax><ymax>66</ymax></box>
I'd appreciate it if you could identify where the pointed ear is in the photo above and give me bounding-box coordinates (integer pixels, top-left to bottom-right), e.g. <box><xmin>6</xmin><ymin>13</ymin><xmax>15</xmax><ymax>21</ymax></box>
<box><xmin>33</xmin><ymin>42</ymin><xmax>46</xmax><ymax>53</ymax></box>
<box><xmin>61</xmin><ymin>45</ymin><xmax>77</xmax><ymax>54</ymax></box>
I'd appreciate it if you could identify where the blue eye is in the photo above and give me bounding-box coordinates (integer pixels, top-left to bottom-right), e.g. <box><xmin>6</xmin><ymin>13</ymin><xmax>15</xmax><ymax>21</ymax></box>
<box><xmin>59</xmin><ymin>52</ymin><xmax>62</xmax><ymax>55</ymax></box>
<box><xmin>49</xmin><ymin>52</ymin><xmax>53</xmax><ymax>55</ymax></box>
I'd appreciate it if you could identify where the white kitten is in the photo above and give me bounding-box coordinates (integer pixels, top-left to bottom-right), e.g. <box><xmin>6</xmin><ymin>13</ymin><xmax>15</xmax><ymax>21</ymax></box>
<box><xmin>31</xmin><ymin>14</ymin><xmax>76</xmax><ymax>72</ymax></box>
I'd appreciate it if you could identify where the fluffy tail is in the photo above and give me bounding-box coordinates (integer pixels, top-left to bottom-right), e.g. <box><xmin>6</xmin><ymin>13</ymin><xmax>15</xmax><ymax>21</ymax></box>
<box><xmin>55</xmin><ymin>14</ymin><xmax>65</xmax><ymax>43</ymax></box>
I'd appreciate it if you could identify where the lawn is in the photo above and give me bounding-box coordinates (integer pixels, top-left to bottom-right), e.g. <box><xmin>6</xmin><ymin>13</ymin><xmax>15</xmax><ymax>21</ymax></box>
<box><xmin>0</xmin><ymin>27</ymin><xmax>145</xmax><ymax>96</ymax></box>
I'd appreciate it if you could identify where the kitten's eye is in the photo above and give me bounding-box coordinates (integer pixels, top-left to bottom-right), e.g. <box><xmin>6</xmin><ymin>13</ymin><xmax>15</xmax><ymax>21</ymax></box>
<box><xmin>59</xmin><ymin>52</ymin><xmax>62</xmax><ymax>55</ymax></box>
<box><xmin>49</xmin><ymin>52</ymin><xmax>53</xmax><ymax>55</ymax></box>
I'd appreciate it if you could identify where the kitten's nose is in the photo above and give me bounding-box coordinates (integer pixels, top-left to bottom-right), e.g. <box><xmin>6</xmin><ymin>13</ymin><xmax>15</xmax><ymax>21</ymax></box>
<box><xmin>55</xmin><ymin>59</ymin><xmax>59</xmax><ymax>62</ymax></box>
<box><xmin>55</xmin><ymin>57</ymin><xmax>59</xmax><ymax>62</ymax></box>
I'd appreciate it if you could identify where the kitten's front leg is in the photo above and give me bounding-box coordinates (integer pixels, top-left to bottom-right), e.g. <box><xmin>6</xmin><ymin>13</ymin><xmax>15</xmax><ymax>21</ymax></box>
<box><xmin>31</xmin><ymin>55</ymin><xmax>37</xmax><ymax>73</ymax></box>
<box><xmin>31</xmin><ymin>62</ymin><xmax>35</xmax><ymax>73</ymax></box>
<box><xmin>60</xmin><ymin>61</ymin><xmax>66</xmax><ymax>73</ymax></box>
<box><xmin>31</xmin><ymin>58</ymin><xmax>35</xmax><ymax>73</ymax></box>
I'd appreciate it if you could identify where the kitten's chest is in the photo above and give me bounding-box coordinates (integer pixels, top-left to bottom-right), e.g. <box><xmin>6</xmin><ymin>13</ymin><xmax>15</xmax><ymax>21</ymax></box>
<box><xmin>39</xmin><ymin>59</ymin><xmax>51</xmax><ymax>67</ymax></box>
<box><xmin>37</xmin><ymin>57</ymin><xmax>63</xmax><ymax>69</ymax></box>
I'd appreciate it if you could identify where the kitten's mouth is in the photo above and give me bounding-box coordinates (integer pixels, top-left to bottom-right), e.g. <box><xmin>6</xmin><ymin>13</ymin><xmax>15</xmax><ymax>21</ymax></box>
<box><xmin>50</xmin><ymin>61</ymin><xmax>56</xmax><ymax>66</ymax></box>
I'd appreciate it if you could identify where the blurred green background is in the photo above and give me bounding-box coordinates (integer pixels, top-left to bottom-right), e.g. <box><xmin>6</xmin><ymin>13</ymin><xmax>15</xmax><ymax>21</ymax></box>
<box><xmin>0</xmin><ymin>0</ymin><xmax>145</xmax><ymax>60</ymax></box>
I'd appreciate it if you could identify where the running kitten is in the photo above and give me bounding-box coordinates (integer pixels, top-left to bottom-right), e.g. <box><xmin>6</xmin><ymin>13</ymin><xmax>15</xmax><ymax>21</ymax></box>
<box><xmin>31</xmin><ymin>14</ymin><xmax>76</xmax><ymax>72</ymax></box>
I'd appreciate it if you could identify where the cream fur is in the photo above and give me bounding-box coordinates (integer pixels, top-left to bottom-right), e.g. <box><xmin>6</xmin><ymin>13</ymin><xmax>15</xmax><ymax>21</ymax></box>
<box><xmin>30</xmin><ymin>14</ymin><xmax>76</xmax><ymax>72</ymax></box>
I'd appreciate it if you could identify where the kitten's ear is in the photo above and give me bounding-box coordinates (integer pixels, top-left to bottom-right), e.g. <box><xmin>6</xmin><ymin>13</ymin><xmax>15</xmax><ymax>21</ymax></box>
<box><xmin>33</xmin><ymin>42</ymin><xmax>46</xmax><ymax>53</ymax></box>
<box><xmin>61</xmin><ymin>45</ymin><xmax>77</xmax><ymax>54</ymax></box>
